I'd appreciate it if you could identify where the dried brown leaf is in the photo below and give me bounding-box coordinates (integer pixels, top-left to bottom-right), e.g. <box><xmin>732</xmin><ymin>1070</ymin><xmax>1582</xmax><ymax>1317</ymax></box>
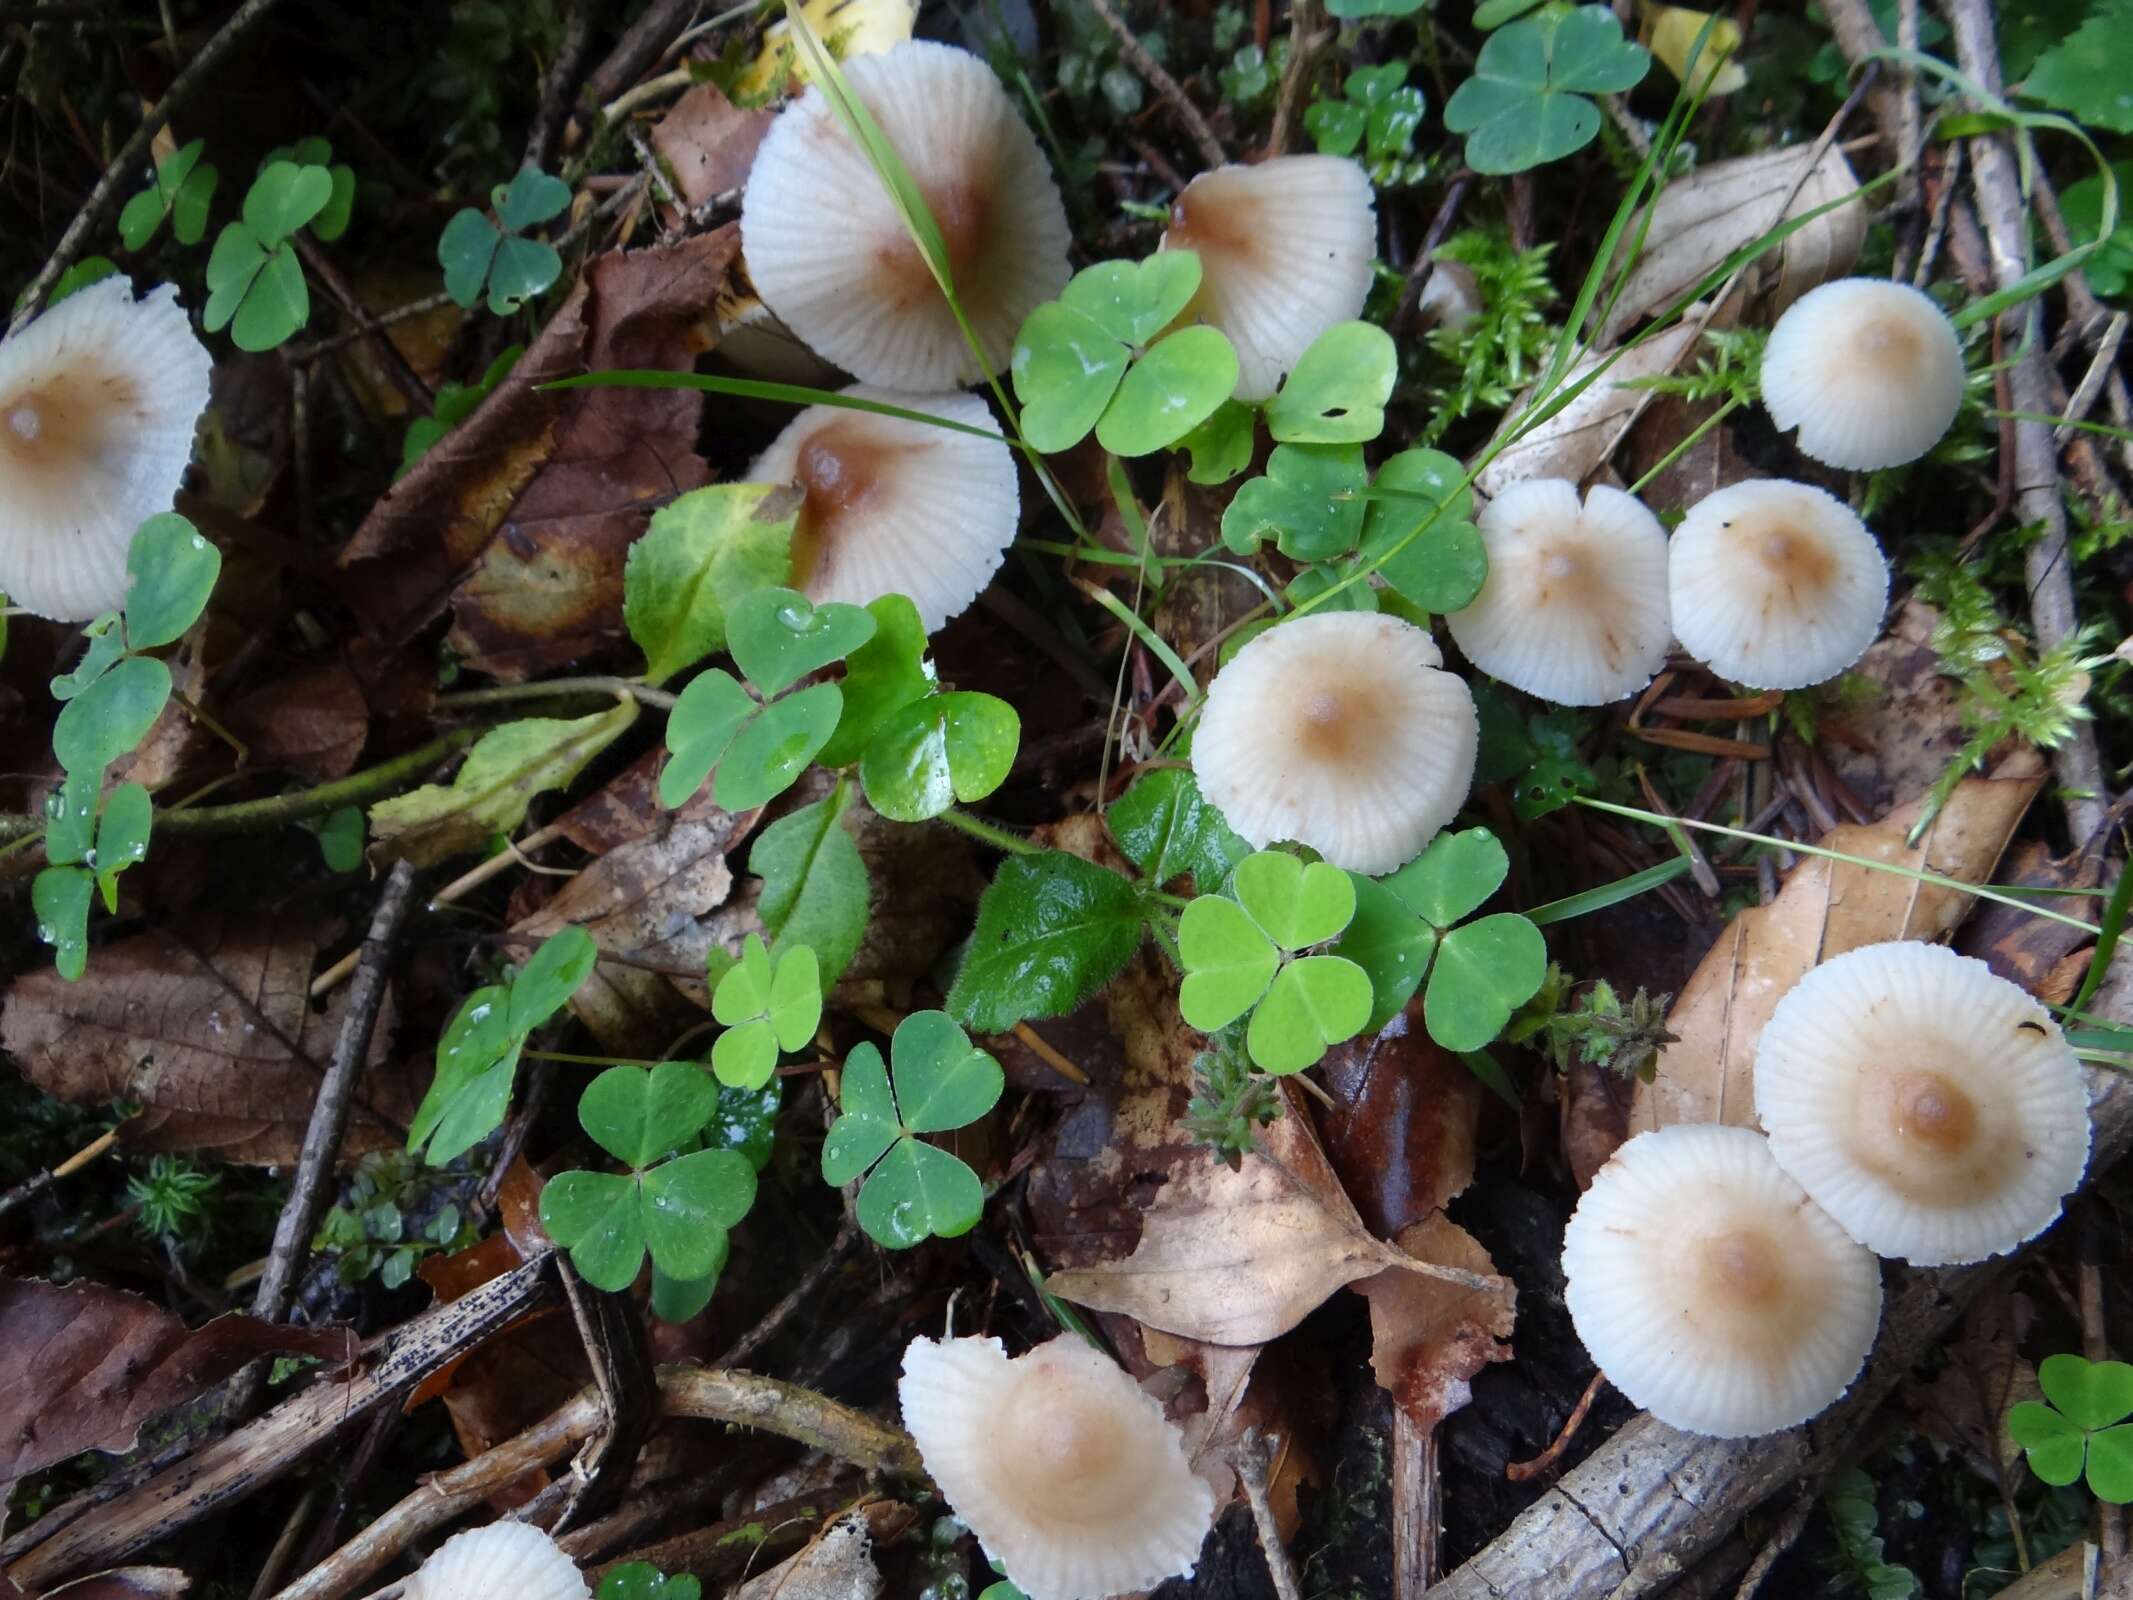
<box><xmin>1316</xmin><ymin>1007</ymin><xmax>1481</xmax><ymax>1239</ymax></box>
<box><xmin>1355</xmin><ymin>1215</ymin><xmax>1515</xmax><ymax>1435</ymax></box>
<box><xmin>46</xmin><ymin>1569</ymin><xmax>193</xmax><ymax>1600</ymax></box>
<box><xmin>730</xmin><ymin>1511</ymin><xmax>883</xmax><ymax>1600</ymax></box>
<box><xmin>1474</xmin><ymin>322</ymin><xmax>1704</xmax><ymax>496</ymax></box>
<box><xmin>649</xmin><ymin>84</ymin><xmax>774</xmax><ymax>214</ymax></box>
<box><xmin>222</xmin><ymin>658</ymin><xmax>369</xmax><ymax>781</ymax></box>
<box><xmin>1624</xmin><ymin>757</ymin><xmax>2045</xmax><ymax>1146</ymax></box>
<box><xmin>0</xmin><ymin>1276</ymin><xmax>355</xmax><ymax>1480</ymax></box>
<box><xmin>0</xmin><ymin>912</ymin><xmax>419</xmax><ymax>1165</ymax></box>
<box><xmin>1596</xmin><ymin>144</ymin><xmax>1865</xmax><ymax>346</ymax></box>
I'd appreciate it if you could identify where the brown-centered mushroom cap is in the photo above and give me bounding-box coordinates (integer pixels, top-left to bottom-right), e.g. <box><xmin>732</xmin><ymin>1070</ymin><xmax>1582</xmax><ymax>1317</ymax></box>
<box><xmin>1760</xmin><ymin>277</ymin><xmax>1965</xmax><ymax>471</ymax></box>
<box><xmin>402</xmin><ymin>1523</ymin><xmax>590</xmax><ymax>1600</ymax></box>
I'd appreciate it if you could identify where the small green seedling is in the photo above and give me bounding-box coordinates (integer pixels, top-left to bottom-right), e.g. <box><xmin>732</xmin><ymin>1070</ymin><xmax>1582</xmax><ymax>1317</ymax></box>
<box><xmin>2009</xmin><ymin>1354</ymin><xmax>2133</xmax><ymax>1503</ymax></box>
<box><xmin>1179</xmin><ymin>851</ymin><xmax>1374</xmax><ymax>1073</ymax></box>
<box><xmin>710</xmin><ymin>934</ymin><xmax>822</xmax><ymax>1090</ymax></box>
<box><xmin>599</xmin><ymin>1563</ymin><xmax>702</xmax><ymax>1600</ymax></box>
<box><xmin>1444</xmin><ymin>6</ymin><xmax>1652</xmax><ymax>176</ymax></box>
<box><xmin>399</xmin><ymin>344</ymin><xmax>522</xmax><ymax>477</ymax></box>
<box><xmin>119</xmin><ymin>139</ymin><xmax>218</xmax><ymax>250</ymax></box>
<box><xmin>538</xmin><ymin>1061</ymin><xmax>759</xmax><ymax>1293</ymax></box>
<box><xmin>1011</xmin><ymin>251</ymin><xmax>1240</xmax><ymax>456</ymax></box>
<box><xmin>821</xmin><ymin>1010</ymin><xmax>1004</xmax><ymax>1248</ymax></box>
<box><xmin>204</xmin><ymin>160</ymin><xmax>336</xmax><ymax>350</ymax></box>
<box><xmin>440</xmin><ymin>168</ymin><xmax>572</xmax><ymax>315</ymax></box>
<box><xmin>1305</xmin><ymin>64</ymin><xmax>1427</xmax><ymax>184</ymax></box>
<box><xmin>408</xmin><ymin>927</ymin><xmax>597</xmax><ymax>1163</ymax></box>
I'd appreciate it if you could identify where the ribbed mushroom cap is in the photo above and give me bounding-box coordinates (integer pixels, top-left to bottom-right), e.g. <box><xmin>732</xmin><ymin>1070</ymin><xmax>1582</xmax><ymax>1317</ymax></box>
<box><xmin>740</xmin><ymin>40</ymin><xmax>1071</xmax><ymax>390</ymax></box>
<box><xmin>0</xmin><ymin>276</ymin><xmax>212</xmax><ymax>621</ymax></box>
<box><xmin>746</xmin><ymin>385</ymin><xmax>1017</xmax><ymax>633</ymax></box>
<box><xmin>1447</xmin><ymin>479</ymin><xmax>1672</xmax><ymax>706</ymax></box>
<box><xmin>403</xmin><ymin>1523</ymin><xmax>590</xmax><ymax>1600</ymax></box>
<box><xmin>1667</xmin><ymin>479</ymin><xmax>1887</xmax><ymax>689</ymax></box>
<box><xmin>1754</xmin><ymin>941</ymin><xmax>2092</xmax><ymax>1267</ymax></box>
<box><xmin>900</xmin><ymin>1334</ymin><xmax>1215</xmax><ymax>1600</ymax></box>
<box><xmin>1192</xmin><ymin>611</ymin><xmax>1478</xmax><ymax>874</ymax></box>
<box><xmin>1761</xmin><ymin>277</ymin><xmax>1965</xmax><ymax>470</ymax></box>
<box><xmin>1563</xmin><ymin>1123</ymin><xmax>1883</xmax><ymax>1438</ymax></box>
<box><xmin>1160</xmin><ymin>156</ymin><xmax>1377</xmax><ymax>402</ymax></box>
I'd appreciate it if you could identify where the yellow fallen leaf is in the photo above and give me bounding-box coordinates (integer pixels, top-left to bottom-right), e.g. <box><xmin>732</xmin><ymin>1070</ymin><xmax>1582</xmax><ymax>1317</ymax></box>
<box><xmin>734</xmin><ymin>0</ymin><xmax>918</xmax><ymax>101</ymax></box>
<box><xmin>1643</xmin><ymin>4</ymin><xmax>1748</xmax><ymax>95</ymax></box>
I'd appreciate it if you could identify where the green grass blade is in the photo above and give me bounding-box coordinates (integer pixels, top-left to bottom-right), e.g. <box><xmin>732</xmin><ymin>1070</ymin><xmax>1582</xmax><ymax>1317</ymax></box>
<box><xmin>539</xmin><ymin>369</ymin><xmax>1005</xmax><ymax>439</ymax></box>
<box><xmin>1526</xmin><ymin>856</ymin><xmax>1695</xmax><ymax>926</ymax></box>
<box><xmin>2072</xmin><ymin>863</ymin><xmax>2133</xmax><ymax>1014</ymax></box>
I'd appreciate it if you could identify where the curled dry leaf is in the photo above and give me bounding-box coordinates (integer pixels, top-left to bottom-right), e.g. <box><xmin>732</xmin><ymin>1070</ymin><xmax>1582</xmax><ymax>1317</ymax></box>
<box><xmin>1596</xmin><ymin>143</ymin><xmax>1865</xmax><ymax>346</ymax></box>
<box><xmin>1474</xmin><ymin>321</ymin><xmax>1702</xmax><ymax>496</ymax></box>
<box><xmin>1316</xmin><ymin>1006</ymin><xmax>1481</xmax><ymax>1239</ymax></box>
<box><xmin>649</xmin><ymin>83</ymin><xmax>774</xmax><ymax>216</ymax></box>
<box><xmin>44</xmin><ymin>1570</ymin><xmax>193</xmax><ymax>1600</ymax></box>
<box><xmin>340</xmin><ymin>230</ymin><xmax>737</xmax><ymax>679</ymax></box>
<box><xmin>1045</xmin><ymin>1080</ymin><xmax>1496</xmax><ymax>1345</ymax></box>
<box><xmin>730</xmin><ymin>1511</ymin><xmax>884</xmax><ymax>1600</ymax></box>
<box><xmin>1355</xmin><ymin>1215</ymin><xmax>1515</xmax><ymax>1435</ymax></box>
<box><xmin>0</xmin><ymin>1276</ymin><xmax>356</xmax><ymax>1480</ymax></box>
<box><xmin>1819</xmin><ymin>600</ymin><xmax>1991</xmax><ymax>815</ymax></box>
<box><xmin>0</xmin><ymin>912</ymin><xmax>420</xmax><ymax>1165</ymax></box>
<box><xmin>1619</xmin><ymin>755</ymin><xmax>2044</xmax><ymax>1160</ymax></box>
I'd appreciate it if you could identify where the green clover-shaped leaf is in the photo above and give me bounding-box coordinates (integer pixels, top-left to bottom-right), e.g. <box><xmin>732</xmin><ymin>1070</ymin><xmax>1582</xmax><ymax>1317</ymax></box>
<box><xmin>486</xmin><ymin>235</ymin><xmax>562</xmax><ymax>314</ymax></box>
<box><xmin>819</xmin><ymin>1012</ymin><xmax>1003</xmax><ymax>1250</ymax></box>
<box><xmin>1095</xmin><ymin>325</ymin><xmax>1240</xmax><ymax>457</ymax></box>
<box><xmin>439</xmin><ymin>209</ymin><xmax>502</xmax><ymax>309</ymax></box>
<box><xmin>93</xmin><ymin>781</ymin><xmax>152</xmax><ymax>910</ymax></box>
<box><xmin>1381</xmin><ymin>827</ymin><xmax>1508</xmax><ymax>927</ymax></box>
<box><xmin>1178</xmin><ymin>894</ymin><xmax>1281</xmax><ymax>1031</ymax></box>
<box><xmin>409</xmin><ymin>985</ymin><xmax>521</xmax><ymax>1164</ymax></box>
<box><xmin>578</xmin><ymin>1061</ymin><xmax>719</xmax><ymax>1170</ymax></box>
<box><xmin>599</xmin><ymin>1562</ymin><xmax>703</xmax><ymax>1600</ymax></box>
<box><xmin>1248</xmin><ymin>954</ymin><xmax>1373</xmax><ymax>1072</ymax></box>
<box><xmin>202</xmin><ymin>222</ymin><xmax>309</xmax><ymax>350</ymax></box>
<box><xmin>540</xmin><ymin>1170</ymin><xmax>644</xmax><ymax>1290</ymax></box>
<box><xmin>1220</xmin><ymin>444</ymin><xmax>1368</xmax><ymax>561</ymax></box>
<box><xmin>715</xmin><ymin>682</ymin><xmax>842</xmax><ymax>810</ymax></box>
<box><xmin>2041</xmin><ymin>1353</ymin><xmax>2133</xmax><ymax>1431</ymax></box>
<box><xmin>820</xmin><ymin>594</ymin><xmax>932</xmax><ymax>766</ymax></box>
<box><xmin>243</xmin><ymin>161</ymin><xmax>333</xmax><ymax>246</ymax></box>
<box><xmin>308</xmin><ymin>805</ymin><xmax>366</xmax><ymax>873</ymax></box>
<box><xmin>710</xmin><ymin>935</ymin><xmax>821</xmax><ymax>1090</ymax></box>
<box><xmin>661</xmin><ymin>669</ymin><xmax>757</xmax><ymax>809</ymax></box>
<box><xmin>1059</xmin><ymin>251</ymin><xmax>1203</xmax><ymax>345</ymax></box>
<box><xmin>1011</xmin><ymin>301</ymin><xmax>1130</xmax><ymax>454</ymax></box>
<box><xmin>507</xmin><ymin>925</ymin><xmax>597</xmax><ymax>1036</ymax></box>
<box><xmin>727</xmin><ymin>586</ymin><xmax>876</xmax><ymax>695</ymax></box>
<box><xmin>124</xmin><ymin>513</ymin><xmax>221</xmax><ymax>650</ymax></box>
<box><xmin>1333</xmin><ymin>872</ymin><xmax>1439</xmax><ymax>1033</ymax></box>
<box><xmin>639</xmin><ymin>1149</ymin><xmax>756</xmax><ymax>1279</ymax></box>
<box><xmin>1305</xmin><ymin>99</ymin><xmax>1369</xmax><ymax>156</ymax></box>
<box><xmin>51</xmin><ymin>614</ymin><xmax>125</xmax><ymax>702</ymax></box>
<box><xmin>1232</xmin><ymin>851</ymin><xmax>1357</xmax><ymax>950</ymax></box>
<box><xmin>53</xmin><ymin>655</ymin><xmax>170</xmax><ymax>775</ymax></box>
<box><xmin>1444</xmin><ymin>6</ymin><xmax>1652</xmax><ymax>175</ymax></box>
<box><xmin>1108</xmin><ymin>768</ymin><xmax>1249</xmax><ymax>894</ymax></box>
<box><xmin>1361</xmin><ymin>449</ymin><xmax>1488</xmax><ymax>614</ymax></box>
<box><xmin>1179</xmin><ymin>398</ymin><xmax>1258</xmax><ymax>485</ymax></box>
<box><xmin>1265</xmin><ymin>322</ymin><xmax>1396</xmax><ymax>444</ymax></box>
<box><xmin>703</xmin><ymin>1077</ymin><xmax>782</xmax><ymax>1172</ymax></box>
<box><xmin>2009</xmin><ymin>1400</ymin><xmax>2089</xmax><ymax>1486</ymax></box>
<box><xmin>33</xmin><ymin>866</ymin><xmax>93</xmax><ymax>981</ymax></box>
<box><xmin>119</xmin><ymin>139</ymin><xmax>218</xmax><ymax>249</ymax></box>
<box><xmin>624</xmin><ymin>482</ymin><xmax>799</xmax><ymax>684</ymax></box>
<box><xmin>1424</xmin><ymin>911</ymin><xmax>1546</xmax><ymax>1051</ymax></box>
<box><xmin>497</xmin><ymin>169</ymin><xmax>572</xmax><ymax>230</ymax></box>
<box><xmin>2092</xmin><ymin>1427</ymin><xmax>2133</xmax><ymax>1503</ymax></box>
<box><xmin>860</xmin><ymin>691</ymin><xmax>1019</xmax><ymax>822</ymax></box>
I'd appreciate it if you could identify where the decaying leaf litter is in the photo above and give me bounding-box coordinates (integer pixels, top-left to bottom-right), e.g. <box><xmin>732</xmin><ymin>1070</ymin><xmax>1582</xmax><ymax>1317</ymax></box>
<box><xmin>2</xmin><ymin>0</ymin><xmax>2132</xmax><ymax>1597</ymax></box>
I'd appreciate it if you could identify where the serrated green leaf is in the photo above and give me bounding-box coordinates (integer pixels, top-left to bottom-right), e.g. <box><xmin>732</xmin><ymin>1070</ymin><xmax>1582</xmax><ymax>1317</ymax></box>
<box><xmin>124</xmin><ymin>513</ymin><xmax>220</xmax><ymax>649</ymax></box>
<box><xmin>625</xmin><ymin>482</ymin><xmax>800</xmax><ymax>683</ymax></box>
<box><xmin>947</xmin><ymin>851</ymin><xmax>1145</xmax><ymax>1031</ymax></box>
<box><xmin>2024</xmin><ymin>0</ymin><xmax>2133</xmax><ymax>132</ymax></box>
<box><xmin>1265</xmin><ymin>322</ymin><xmax>1396</xmax><ymax>444</ymax></box>
<box><xmin>1425</xmin><ymin>912</ymin><xmax>1547</xmax><ymax>1051</ymax></box>
<box><xmin>371</xmin><ymin>703</ymin><xmax>637</xmax><ymax>866</ymax></box>
<box><xmin>859</xmin><ymin>691</ymin><xmax>1019</xmax><ymax>822</ymax></box>
<box><xmin>1108</xmin><ymin>768</ymin><xmax>1248</xmax><ymax>893</ymax></box>
<box><xmin>1248</xmin><ymin>954</ymin><xmax>1373</xmax><ymax>1072</ymax></box>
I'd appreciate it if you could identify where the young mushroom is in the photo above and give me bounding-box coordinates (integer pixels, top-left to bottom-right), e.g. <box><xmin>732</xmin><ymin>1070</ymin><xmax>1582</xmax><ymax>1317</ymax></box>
<box><xmin>0</xmin><ymin>276</ymin><xmax>213</xmax><ymax>621</ymax></box>
<box><xmin>1446</xmin><ymin>479</ymin><xmax>1672</xmax><ymax>706</ymax></box>
<box><xmin>1192</xmin><ymin>611</ymin><xmax>1478</xmax><ymax>874</ymax></box>
<box><xmin>741</xmin><ymin>40</ymin><xmax>1072</xmax><ymax>390</ymax></box>
<box><xmin>1159</xmin><ymin>155</ymin><xmax>1377</xmax><ymax>401</ymax></box>
<box><xmin>402</xmin><ymin>1522</ymin><xmax>589</xmax><ymax>1600</ymax></box>
<box><xmin>747</xmin><ymin>385</ymin><xmax>1018</xmax><ymax>633</ymax></box>
<box><xmin>1666</xmin><ymin>478</ymin><xmax>1887</xmax><ymax>689</ymax></box>
<box><xmin>1754</xmin><ymin>940</ymin><xmax>2092</xmax><ymax>1267</ymax></box>
<box><xmin>900</xmin><ymin>1333</ymin><xmax>1215</xmax><ymax>1600</ymax></box>
<box><xmin>1563</xmin><ymin>1123</ymin><xmax>1883</xmax><ymax>1438</ymax></box>
<box><xmin>1760</xmin><ymin>277</ymin><xmax>1965</xmax><ymax>470</ymax></box>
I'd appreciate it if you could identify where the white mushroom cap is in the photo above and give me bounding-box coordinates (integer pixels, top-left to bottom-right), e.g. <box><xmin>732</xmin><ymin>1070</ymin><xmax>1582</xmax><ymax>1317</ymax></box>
<box><xmin>900</xmin><ymin>1334</ymin><xmax>1214</xmax><ymax>1600</ymax></box>
<box><xmin>740</xmin><ymin>40</ymin><xmax>1072</xmax><ymax>390</ymax></box>
<box><xmin>1761</xmin><ymin>277</ymin><xmax>1965</xmax><ymax>470</ymax></box>
<box><xmin>1447</xmin><ymin>479</ymin><xmax>1672</xmax><ymax>706</ymax></box>
<box><xmin>1753</xmin><ymin>940</ymin><xmax>2092</xmax><ymax>1267</ymax></box>
<box><xmin>1160</xmin><ymin>156</ymin><xmax>1377</xmax><ymax>402</ymax></box>
<box><xmin>1666</xmin><ymin>478</ymin><xmax>1887</xmax><ymax>689</ymax></box>
<box><xmin>746</xmin><ymin>385</ymin><xmax>1017</xmax><ymax>633</ymax></box>
<box><xmin>403</xmin><ymin>1523</ymin><xmax>590</xmax><ymax>1600</ymax></box>
<box><xmin>1563</xmin><ymin>1123</ymin><xmax>1883</xmax><ymax>1438</ymax></box>
<box><xmin>0</xmin><ymin>277</ymin><xmax>212</xmax><ymax>621</ymax></box>
<box><xmin>1192</xmin><ymin>611</ymin><xmax>1477</xmax><ymax>874</ymax></box>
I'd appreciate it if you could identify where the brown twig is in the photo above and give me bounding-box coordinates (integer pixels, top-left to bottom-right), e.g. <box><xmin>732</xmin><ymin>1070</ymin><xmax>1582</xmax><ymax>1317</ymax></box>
<box><xmin>1265</xmin><ymin>0</ymin><xmax>1334</xmax><ymax>160</ymax></box>
<box><xmin>1505</xmin><ymin>1368</ymin><xmax>1607</xmax><ymax>1482</ymax></box>
<box><xmin>1081</xmin><ymin>0</ymin><xmax>1225</xmax><ymax>171</ymax></box>
<box><xmin>228</xmin><ymin>861</ymin><xmax>421</xmax><ymax>1420</ymax></box>
<box><xmin>1946</xmin><ymin>0</ymin><xmax>2111</xmax><ymax>843</ymax></box>
<box><xmin>1391</xmin><ymin>1410</ymin><xmax>1441</xmax><ymax>1597</ymax></box>
<box><xmin>1732</xmin><ymin>1486</ymin><xmax>1818</xmax><ymax>1599</ymax></box>
<box><xmin>9</xmin><ymin>0</ymin><xmax>293</xmax><ymax>333</ymax></box>
<box><xmin>0</xmin><ymin>1125</ymin><xmax>119</xmax><ymax>1220</ymax></box>
<box><xmin>713</xmin><ymin>1217</ymin><xmax>861</xmax><ymax>1370</ymax></box>
<box><xmin>524</xmin><ymin>0</ymin><xmax>601</xmax><ymax>172</ymax></box>
<box><xmin>1235</xmin><ymin>1428</ymin><xmax>1303</xmax><ymax>1600</ymax></box>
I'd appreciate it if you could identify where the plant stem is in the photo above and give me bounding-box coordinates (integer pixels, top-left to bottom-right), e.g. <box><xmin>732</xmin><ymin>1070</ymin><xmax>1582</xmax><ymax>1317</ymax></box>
<box><xmin>434</xmin><ymin>676</ymin><xmax>676</xmax><ymax>711</ymax></box>
<box><xmin>1623</xmin><ymin>395</ymin><xmax>1744</xmax><ymax>497</ymax></box>
<box><xmin>937</xmin><ymin>808</ymin><xmax>1041</xmax><ymax>855</ymax></box>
